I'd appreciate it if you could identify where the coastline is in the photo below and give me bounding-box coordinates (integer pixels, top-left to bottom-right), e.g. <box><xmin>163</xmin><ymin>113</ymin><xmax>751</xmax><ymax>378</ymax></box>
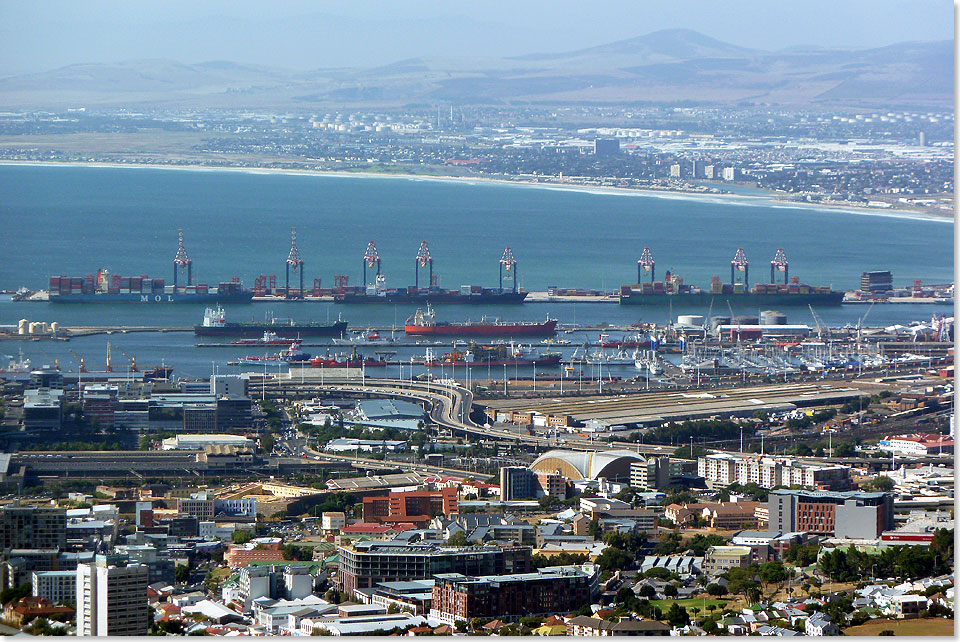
<box><xmin>0</xmin><ymin>159</ymin><xmax>953</xmax><ymax>224</ymax></box>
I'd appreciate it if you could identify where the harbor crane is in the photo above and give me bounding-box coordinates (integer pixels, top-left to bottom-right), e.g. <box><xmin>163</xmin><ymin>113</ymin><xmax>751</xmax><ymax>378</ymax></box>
<box><xmin>173</xmin><ymin>229</ymin><xmax>192</xmax><ymax>288</ymax></box>
<box><xmin>414</xmin><ymin>241</ymin><xmax>433</xmax><ymax>290</ymax></box>
<box><xmin>285</xmin><ymin>227</ymin><xmax>304</xmax><ymax>299</ymax></box>
<box><xmin>637</xmin><ymin>247</ymin><xmax>655</xmax><ymax>283</ymax></box>
<box><xmin>362</xmin><ymin>241</ymin><xmax>381</xmax><ymax>287</ymax></box>
<box><xmin>499</xmin><ymin>246</ymin><xmax>518</xmax><ymax>293</ymax></box>
<box><xmin>731</xmin><ymin>248</ymin><xmax>749</xmax><ymax>289</ymax></box>
<box><xmin>105</xmin><ymin>341</ymin><xmax>113</xmax><ymax>372</ymax></box>
<box><xmin>770</xmin><ymin>248</ymin><xmax>788</xmax><ymax>284</ymax></box>
<box><xmin>117</xmin><ymin>348</ymin><xmax>138</xmax><ymax>371</ymax></box>
<box><xmin>69</xmin><ymin>349</ymin><xmax>86</xmax><ymax>373</ymax></box>
<box><xmin>808</xmin><ymin>304</ymin><xmax>829</xmax><ymax>341</ymax></box>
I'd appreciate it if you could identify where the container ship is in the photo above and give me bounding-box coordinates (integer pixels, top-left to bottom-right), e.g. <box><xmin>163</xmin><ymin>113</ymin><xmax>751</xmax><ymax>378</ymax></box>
<box><xmin>48</xmin><ymin>271</ymin><xmax>253</xmax><ymax>304</ymax></box>
<box><xmin>619</xmin><ymin>248</ymin><xmax>844</xmax><ymax>307</ymax></box>
<box><xmin>334</xmin><ymin>242</ymin><xmax>526</xmax><ymax>304</ymax></box>
<box><xmin>404</xmin><ymin>305</ymin><xmax>556</xmax><ymax>337</ymax></box>
<box><xmin>334</xmin><ymin>285</ymin><xmax>527</xmax><ymax>305</ymax></box>
<box><xmin>423</xmin><ymin>342</ymin><xmax>562</xmax><ymax>367</ymax></box>
<box><xmin>195</xmin><ymin>306</ymin><xmax>348</xmax><ymax>338</ymax></box>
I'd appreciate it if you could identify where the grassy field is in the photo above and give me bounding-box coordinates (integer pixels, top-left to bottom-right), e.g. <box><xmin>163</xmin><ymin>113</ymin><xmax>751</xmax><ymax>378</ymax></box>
<box><xmin>843</xmin><ymin>617</ymin><xmax>954</xmax><ymax>636</ymax></box>
<box><xmin>649</xmin><ymin>597</ymin><xmax>732</xmax><ymax>616</ymax></box>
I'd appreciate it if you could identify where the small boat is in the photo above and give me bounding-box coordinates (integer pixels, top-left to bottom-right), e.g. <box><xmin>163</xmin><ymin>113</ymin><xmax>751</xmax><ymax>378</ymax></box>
<box><xmin>309</xmin><ymin>347</ymin><xmax>388</xmax><ymax>368</ymax></box>
<box><xmin>231</xmin><ymin>331</ymin><xmax>298</xmax><ymax>346</ymax></box>
<box><xmin>586</xmin><ymin>349</ymin><xmax>635</xmax><ymax>365</ymax></box>
<box><xmin>238</xmin><ymin>342</ymin><xmax>311</xmax><ymax>364</ymax></box>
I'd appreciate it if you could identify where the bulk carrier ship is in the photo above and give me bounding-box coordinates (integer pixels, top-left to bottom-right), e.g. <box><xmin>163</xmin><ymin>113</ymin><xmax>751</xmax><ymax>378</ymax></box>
<box><xmin>404</xmin><ymin>305</ymin><xmax>556</xmax><ymax>337</ymax></box>
<box><xmin>619</xmin><ymin>248</ymin><xmax>845</xmax><ymax>307</ymax></box>
<box><xmin>334</xmin><ymin>242</ymin><xmax>527</xmax><ymax>304</ymax></box>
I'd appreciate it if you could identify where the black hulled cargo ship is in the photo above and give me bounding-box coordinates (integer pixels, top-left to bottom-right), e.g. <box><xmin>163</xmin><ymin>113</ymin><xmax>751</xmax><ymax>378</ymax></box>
<box><xmin>195</xmin><ymin>306</ymin><xmax>348</xmax><ymax>338</ymax></box>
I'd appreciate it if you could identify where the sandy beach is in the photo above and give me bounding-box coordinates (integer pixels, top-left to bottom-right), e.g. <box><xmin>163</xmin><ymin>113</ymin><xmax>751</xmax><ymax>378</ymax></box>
<box><xmin>0</xmin><ymin>159</ymin><xmax>953</xmax><ymax>224</ymax></box>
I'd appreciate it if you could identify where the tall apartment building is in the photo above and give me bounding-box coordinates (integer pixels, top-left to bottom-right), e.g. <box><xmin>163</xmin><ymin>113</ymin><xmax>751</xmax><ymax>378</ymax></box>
<box><xmin>698</xmin><ymin>454</ymin><xmax>852</xmax><ymax>491</ymax></box>
<box><xmin>860</xmin><ymin>271</ymin><xmax>893</xmax><ymax>293</ymax></box>
<box><xmin>768</xmin><ymin>490</ymin><xmax>894</xmax><ymax>538</ymax></box>
<box><xmin>430</xmin><ymin>565</ymin><xmax>598</xmax><ymax>625</ymax></box>
<box><xmin>500</xmin><ymin>467</ymin><xmax>566</xmax><ymax>500</ymax></box>
<box><xmin>337</xmin><ymin>542</ymin><xmax>532</xmax><ymax>596</ymax></box>
<box><xmin>0</xmin><ymin>505</ymin><xmax>66</xmax><ymax>549</ymax></box>
<box><xmin>76</xmin><ymin>556</ymin><xmax>149</xmax><ymax>636</ymax></box>
<box><xmin>500</xmin><ymin>467</ymin><xmax>535</xmax><ymax>501</ymax></box>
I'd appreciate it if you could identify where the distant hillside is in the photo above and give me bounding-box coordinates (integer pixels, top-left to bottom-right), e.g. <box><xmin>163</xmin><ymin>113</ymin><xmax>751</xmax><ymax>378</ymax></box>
<box><xmin>0</xmin><ymin>30</ymin><xmax>950</xmax><ymax>109</ymax></box>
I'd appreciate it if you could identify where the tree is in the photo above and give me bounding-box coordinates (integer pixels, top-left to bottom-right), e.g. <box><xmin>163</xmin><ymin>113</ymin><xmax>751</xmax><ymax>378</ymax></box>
<box><xmin>759</xmin><ymin>561</ymin><xmax>789</xmax><ymax>597</ymax></box>
<box><xmin>638</xmin><ymin>585</ymin><xmax>656</xmax><ymax>599</ymax></box>
<box><xmin>260</xmin><ymin>433</ymin><xmax>276</xmax><ymax>453</ymax></box>
<box><xmin>862</xmin><ymin>476</ymin><xmax>895</xmax><ymax>492</ymax></box>
<box><xmin>666</xmin><ymin>602</ymin><xmax>690</xmax><ymax>627</ymax></box>
<box><xmin>663</xmin><ymin>584</ymin><xmax>678</xmax><ymax>598</ymax></box>
<box><xmin>587</xmin><ymin>519</ymin><xmax>603</xmax><ymax>539</ymax></box>
<box><xmin>175</xmin><ymin>564</ymin><xmax>190</xmax><ymax>585</ymax></box>
<box><xmin>444</xmin><ymin>532</ymin><xmax>471</xmax><ymax>547</ymax></box>
<box><xmin>785</xmin><ymin>543</ymin><xmax>818</xmax><ymax>567</ymax></box>
<box><xmin>232</xmin><ymin>529</ymin><xmax>254</xmax><ymax>545</ymax></box>
<box><xmin>644</xmin><ymin>567</ymin><xmax>672</xmax><ymax>580</ymax></box>
<box><xmin>596</xmin><ymin>547</ymin><xmax>633</xmax><ymax>573</ymax></box>
<box><xmin>324</xmin><ymin>589</ymin><xmax>342</xmax><ymax>604</ymax></box>
<box><xmin>706</xmin><ymin>583</ymin><xmax>727</xmax><ymax>596</ymax></box>
<box><xmin>930</xmin><ymin>528</ymin><xmax>954</xmax><ymax>562</ymax></box>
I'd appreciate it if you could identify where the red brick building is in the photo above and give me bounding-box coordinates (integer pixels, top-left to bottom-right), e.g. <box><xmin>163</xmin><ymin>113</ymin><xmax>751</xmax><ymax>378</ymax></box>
<box><xmin>362</xmin><ymin>488</ymin><xmax>458</xmax><ymax>526</ymax></box>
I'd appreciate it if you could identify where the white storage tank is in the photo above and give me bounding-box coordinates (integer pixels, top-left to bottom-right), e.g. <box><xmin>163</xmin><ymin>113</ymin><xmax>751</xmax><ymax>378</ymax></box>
<box><xmin>760</xmin><ymin>310</ymin><xmax>788</xmax><ymax>325</ymax></box>
<box><xmin>677</xmin><ymin>314</ymin><xmax>704</xmax><ymax>326</ymax></box>
<box><xmin>50</xmin><ymin>322</ymin><xmax>60</xmax><ymax>334</ymax></box>
<box><xmin>28</xmin><ymin>321</ymin><xmax>42</xmax><ymax>334</ymax></box>
<box><xmin>18</xmin><ymin>319</ymin><xmax>29</xmax><ymax>335</ymax></box>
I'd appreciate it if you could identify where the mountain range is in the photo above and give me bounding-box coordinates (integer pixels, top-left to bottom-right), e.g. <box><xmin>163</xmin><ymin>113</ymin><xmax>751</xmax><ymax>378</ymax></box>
<box><xmin>0</xmin><ymin>29</ymin><xmax>950</xmax><ymax>110</ymax></box>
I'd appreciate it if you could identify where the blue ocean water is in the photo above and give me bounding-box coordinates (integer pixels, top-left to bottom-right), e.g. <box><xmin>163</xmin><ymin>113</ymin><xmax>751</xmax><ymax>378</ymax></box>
<box><xmin>0</xmin><ymin>164</ymin><xmax>953</xmax><ymax>377</ymax></box>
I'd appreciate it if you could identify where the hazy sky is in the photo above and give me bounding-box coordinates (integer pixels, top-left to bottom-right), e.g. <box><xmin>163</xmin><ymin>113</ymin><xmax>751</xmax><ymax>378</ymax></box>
<box><xmin>0</xmin><ymin>0</ymin><xmax>951</xmax><ymax>75</ymax></box>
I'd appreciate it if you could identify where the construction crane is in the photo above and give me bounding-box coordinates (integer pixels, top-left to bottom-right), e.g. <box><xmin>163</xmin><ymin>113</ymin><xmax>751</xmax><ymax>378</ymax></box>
<box><xmin>69</xmin><ymin>349</ymin><xmax>87</xmax><ymax>373</ymax></box>
<box><xmin>637</xmin><ymin>247</ymin><xmax>655</xmax><ymax>283</ymax></box>
<box><xmin>117</xmin><ymin>348</ymin><xmax>138</xmax><ymax>371</ymax></box>
<box><xmin>499</xmin><ymin>246</ymin><xmax>517</xmax><ymax>293</ymax></box>
<box><xmin>173</xmin><ymin>229</ymin><xmax>192</xmax><ymax>288</ymax></box>
<box><xmin>731</xmin><ymin>248</ymin><xmax>749</xmax><ymax>289</ymax></box>
<box><xmin>363</xmin><ymin>241</ymin><xmax>381</xmax><ymax>287</ymax></box>
<box><xmin>285</xmin><ymin>227</ymin><xmax>304</xmax><ymax>300</ymax></box>
<box><xmin>770</xmin><ymin>248</ymin><xmax>788</xmax><ymax>284</ymax></box>
<box><xmin>414</xmin><ymin>241</ymin><xmax>433</xmax><ymax>290</ymax></box>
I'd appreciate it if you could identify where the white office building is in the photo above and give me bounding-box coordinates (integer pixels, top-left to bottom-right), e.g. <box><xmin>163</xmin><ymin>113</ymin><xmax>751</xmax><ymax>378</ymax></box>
<box><xmin>76</xmin><ymin>557</ymin><xmax>149</xmax><ymax>636</ymax></box>
<box><xmin>32</xmin><ymin>570</ymin><xmax>76</xmax><ymax>606</ymax></box>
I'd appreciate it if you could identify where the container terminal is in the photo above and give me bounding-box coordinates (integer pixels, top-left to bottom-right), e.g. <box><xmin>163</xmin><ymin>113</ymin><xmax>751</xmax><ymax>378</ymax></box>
<box><xmin>12</xmin><ymin>229</ymin><xmax>953</xmax><ymax>306</ymax></box>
